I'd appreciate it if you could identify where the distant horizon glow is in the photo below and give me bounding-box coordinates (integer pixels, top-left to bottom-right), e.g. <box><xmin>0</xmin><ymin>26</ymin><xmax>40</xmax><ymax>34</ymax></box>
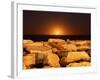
<box><xmin>49</xmin><ymin>24</ymin><xmax>64</xmax><ymax>35</ymax></box>
<box><xmin>23</xmin><ymin>10</ymin><xmax>90</xmax><ymax>36</ymax></box>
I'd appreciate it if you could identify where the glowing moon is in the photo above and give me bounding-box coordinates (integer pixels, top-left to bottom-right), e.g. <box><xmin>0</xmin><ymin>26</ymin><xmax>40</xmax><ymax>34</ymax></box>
<box><xmin>51</xmin><ymin>28</ymin><xmax>64</xmax><ymax>35</ymax></box>
<box><xmin>55</xmin><ymin>31</ymin><xmax>60</xmax><ymax>35</ymax></box>
<box><xmin>49</xmin><ymin>24</ymin><xmax>67</xmax><ymax>35</ymax></box>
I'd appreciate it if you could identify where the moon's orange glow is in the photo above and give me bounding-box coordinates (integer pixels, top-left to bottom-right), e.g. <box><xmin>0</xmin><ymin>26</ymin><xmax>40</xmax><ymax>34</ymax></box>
<box><xmin>55</xmin><ymin>31</ymin><xmax>60</xmax><ymax>35</ymax></box>
<box><xmin>49</xmin><ymin>24</ymin><xmax>67</xmax><ymax>35</ymax></box>
<box><xmin>52</xmin><ymin>28</ymin><xmax>63</xmax><ymax>35</ymax></box>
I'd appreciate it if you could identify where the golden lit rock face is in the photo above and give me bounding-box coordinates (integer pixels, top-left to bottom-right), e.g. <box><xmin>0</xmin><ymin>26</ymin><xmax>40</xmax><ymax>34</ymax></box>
<box><xmin>23</xmin><ymin>39</ymin><xmax>91</xmax><ymax>69</ymax></box>
<box><xmin>60</xmin><ymin>51</ymin><xmax>90</xmax><ymax>64</ymax></box>
<box><xmin>67</xmin><ymin>61</ymin><xmax>90</xmax><ymax>67</ymax></box>
<box><xmin>46</xmin><ymin>53</ymin><xmax>60</xmax><ymax>67</ymax></box>
<box><xmin>23</xmin><ymin>53</ymin><xmax>36</xmax><ymax>69</ymax></box>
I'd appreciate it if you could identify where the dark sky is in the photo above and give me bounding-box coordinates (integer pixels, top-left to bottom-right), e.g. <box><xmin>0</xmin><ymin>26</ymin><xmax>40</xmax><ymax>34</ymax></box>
<box><xmin>23</xmin><ymin>10</ymin><xmax>91</xmax><ymax>35</ymax></box>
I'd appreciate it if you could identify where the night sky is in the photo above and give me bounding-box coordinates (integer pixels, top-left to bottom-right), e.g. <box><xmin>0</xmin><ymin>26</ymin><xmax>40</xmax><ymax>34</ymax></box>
<box><xmin>23</xmin><ymin>10</ymin><xmax>91</xmax><ymax>36</ymax></box>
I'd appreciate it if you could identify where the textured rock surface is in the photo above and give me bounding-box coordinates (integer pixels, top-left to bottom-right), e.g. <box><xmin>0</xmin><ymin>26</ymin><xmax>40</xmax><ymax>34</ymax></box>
<box><xmin>23</xmin><ymin>39</ymin><xmax>91</xmax><ymax>69</ymax></box>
